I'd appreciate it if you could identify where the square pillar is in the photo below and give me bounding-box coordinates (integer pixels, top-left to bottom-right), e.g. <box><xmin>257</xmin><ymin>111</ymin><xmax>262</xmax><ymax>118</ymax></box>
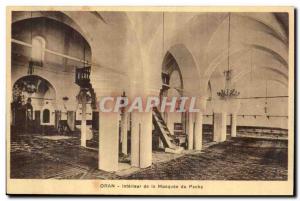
<box><xmin>121</xmin><ymin>112</ymin><xmax>128</xmax><ymax>155</ymax></box>
<box><xmin>188</xmin><ymin>112</ymin><xmax>194</xmax><ymax>150</ymax></box>
<box><xmin>194</xmin><ymin>112</ymin><xmax>203</xmax><ymax>150</ymax></box>
<box><xmin>99</xmin><ymin>112</ymin><xmax>119</xmax><ymax>172</ymax></box>
<box><xmin>131</xmin><ymin>112</ymin><xmax>140</xmax><ymax>167</ymax></box>
<box><xmin>231</xmin><ymin>114</ymin><xmax>237</xmax><ymax>137</ymax></box>
<box><xmin>213</xmin><ymin>113</ymin><xmax>227</xmax><ymax>142</ymax></box>
<box><xmin>139</xmin><ymin>112</ymin><xmax>152</xmax><ymax>168</ymax></box>
<box><xmin>131</xmin><ymin>112</ymin><xmax>152</xmax><ymax>168</ymax></box>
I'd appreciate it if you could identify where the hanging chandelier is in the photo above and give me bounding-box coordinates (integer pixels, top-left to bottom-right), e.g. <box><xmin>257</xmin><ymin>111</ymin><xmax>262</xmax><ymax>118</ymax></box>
<box><xmin>216</xmin><ymin>13</ymin><xmax>240</xmax><ymax>100</ymax></box>
<box><xmin>216</xmin><ymin>70</ymin><xmax>240</xmax><ymax>99</ymax></box>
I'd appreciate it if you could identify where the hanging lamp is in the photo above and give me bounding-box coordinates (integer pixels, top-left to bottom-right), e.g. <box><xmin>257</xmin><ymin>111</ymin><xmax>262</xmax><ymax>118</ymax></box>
<box><xmin>216</xmin><ymin>13</ymin><xmax>240</xmax><ymax>100</ymax></box>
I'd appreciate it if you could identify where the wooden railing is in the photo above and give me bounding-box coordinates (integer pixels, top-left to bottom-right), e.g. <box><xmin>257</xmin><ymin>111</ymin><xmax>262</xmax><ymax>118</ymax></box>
<box><xmin>75</xmin><ymin>66</ymin><xmax>91</xmax><ymax>88</ymax></box>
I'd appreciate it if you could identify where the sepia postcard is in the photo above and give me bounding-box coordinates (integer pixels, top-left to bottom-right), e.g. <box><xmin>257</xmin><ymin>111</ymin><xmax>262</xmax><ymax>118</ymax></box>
<box><xmin>6</xmin><ymin>6</ymin><xmax>294</xmax><ymax>195</ymax></box>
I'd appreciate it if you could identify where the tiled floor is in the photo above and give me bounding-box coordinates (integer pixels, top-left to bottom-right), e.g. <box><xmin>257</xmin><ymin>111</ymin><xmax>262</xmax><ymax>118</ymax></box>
<box><xmin>10</xmin><ymin>134</ymin><xmax>287</xmax><ymax>180</ymax></box>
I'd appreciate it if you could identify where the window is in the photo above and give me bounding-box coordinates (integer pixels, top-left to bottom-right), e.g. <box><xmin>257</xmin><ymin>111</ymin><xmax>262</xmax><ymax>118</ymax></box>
<box><xmin>31</xmin><ymin>36</ymin><xmax>46</xmax><ymax>65</ymax></box>
<box><xmin>42</xmin><ymin>109</ymin><xmax>50</xmax><ymax>123</ymax></box>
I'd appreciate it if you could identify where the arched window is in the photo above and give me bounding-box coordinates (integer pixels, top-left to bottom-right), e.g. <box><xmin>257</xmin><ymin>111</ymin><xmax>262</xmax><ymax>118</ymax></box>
<box><xmin>43</xmin><ymin>109</ymin><xmax>50</xmax><ymax>123</ymax></box>
<box><xmin>31</xmin><ymin>36</ymin><xmax>46</xmax><ymax>65</ymax></box>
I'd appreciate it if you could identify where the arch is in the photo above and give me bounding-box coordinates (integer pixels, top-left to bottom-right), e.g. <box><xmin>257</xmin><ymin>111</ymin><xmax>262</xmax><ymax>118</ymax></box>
<box><xmin>12</xmin><ymin>14</ymin><xmax>94</xmax><ymax>110</ymax></box>
<box><xmin>161</xmin><ymin>51</ymin><xmax>184</xmax><ymax>96</ymax></box>
<box><xmin>12</xmin><ymin>75</ymin><xmax>57</xmax><ymax>127</ymax></box>
<box><xmin>202</xmin><ymin>13</ymin><xmax>288</xmax><ymax>95</ymax></box>
<box><xmin>234</xmin><ymin>67</ymin><xmax>288</xmax><ymax>88</ymax></box>
<box><xmin>12</xmin><ymin>75</ymin><xmax>57</xmax><ymax>120</ymax></box>
<box><xmin>12</xmin><ymin>11</ymin><xmax>90</xmax><ymax>45</ymax></box>
<box><xmin>205</xmin><ymin>40</ymin><xmax>287</xmax><ymax>84</ymax></box>
<box><xmin>40</xmin><ymin>101</ymin><xmax>55</xmax><ymax>125</ymax></box>
<box><xmin>251</xmin><ymin>44</ymin><xmax>288</xmax><ymax>68</ymax></box>
<box><xmin>205</xmin><ymin>44</ymin><xmax>288</xmax><ymax>98</ymax></box>
<box><xmin>167</xmin><ymin>44</ymin><xmax>201</xmax><ymax>96</ymax></box>
<box><xmin>234</xmin><ymin>13</ymin><xmax>288</xmax><ymax>44</ymax></box>
<box><xmin>204</xmin><ymin>13</ymin><xmax>288</xmax><ymax>62</ymax></box>
<box><xmin>12</xmin><ymin>14</ymin><xmax>92</xmax><ymax>65</ymax></box>
<box><xmin>232</xmin><ymin>66</ymin><xmax>288</xmax><ymax>85</ymax></box>
<box><xmin>13</xmin><ymin>75</ymin><xmax>57</xmax><ymax>100</ymax></box>
<box><xmin>50</xmin><ymin>11</ymin><xmax>144</xmax><ymax>98</ymax></box>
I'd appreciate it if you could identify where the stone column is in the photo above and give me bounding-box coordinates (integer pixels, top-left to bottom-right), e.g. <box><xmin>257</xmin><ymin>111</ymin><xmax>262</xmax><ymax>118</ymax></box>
<box><xmin>213</xmin><ymin>113</ymin><xmax>227</xmax><ymax>142</ymax></box>
<box><xmin>121</xmin><ymin>112</ymin><xmax>128</xmax><ymax>155</ymax></box>
<box><xmin>99</xmin><ymin>111</ymin><xmax>120</xmax><ymax>172</ymax></box>
<box><xmin>188</xmin><ymin>112</ymin><xmax>194</xmax><ymax>150</ymax></box>
<box><xmin>131</xmin><ymin>112</ymin><xmax>140</xmax><ymax>167</ymax></box>
<box><xmin>139</xmin><ymin>112</ymin><xmax>152</xmax><ymax>168</ymax></box>
<box><xmin>80</xmin><ymin>90</ymin><xmax>87</xmax><ymax>147</ymax></box>
<box><xmin>194</xmin><ymin>112</ymin><xmax>203</xmax><ymax>150</ymax></box>
<box><xmin>231</xmin><ymin>114</ymin><xmax>237</xmax><ymax>137</ymax></box>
